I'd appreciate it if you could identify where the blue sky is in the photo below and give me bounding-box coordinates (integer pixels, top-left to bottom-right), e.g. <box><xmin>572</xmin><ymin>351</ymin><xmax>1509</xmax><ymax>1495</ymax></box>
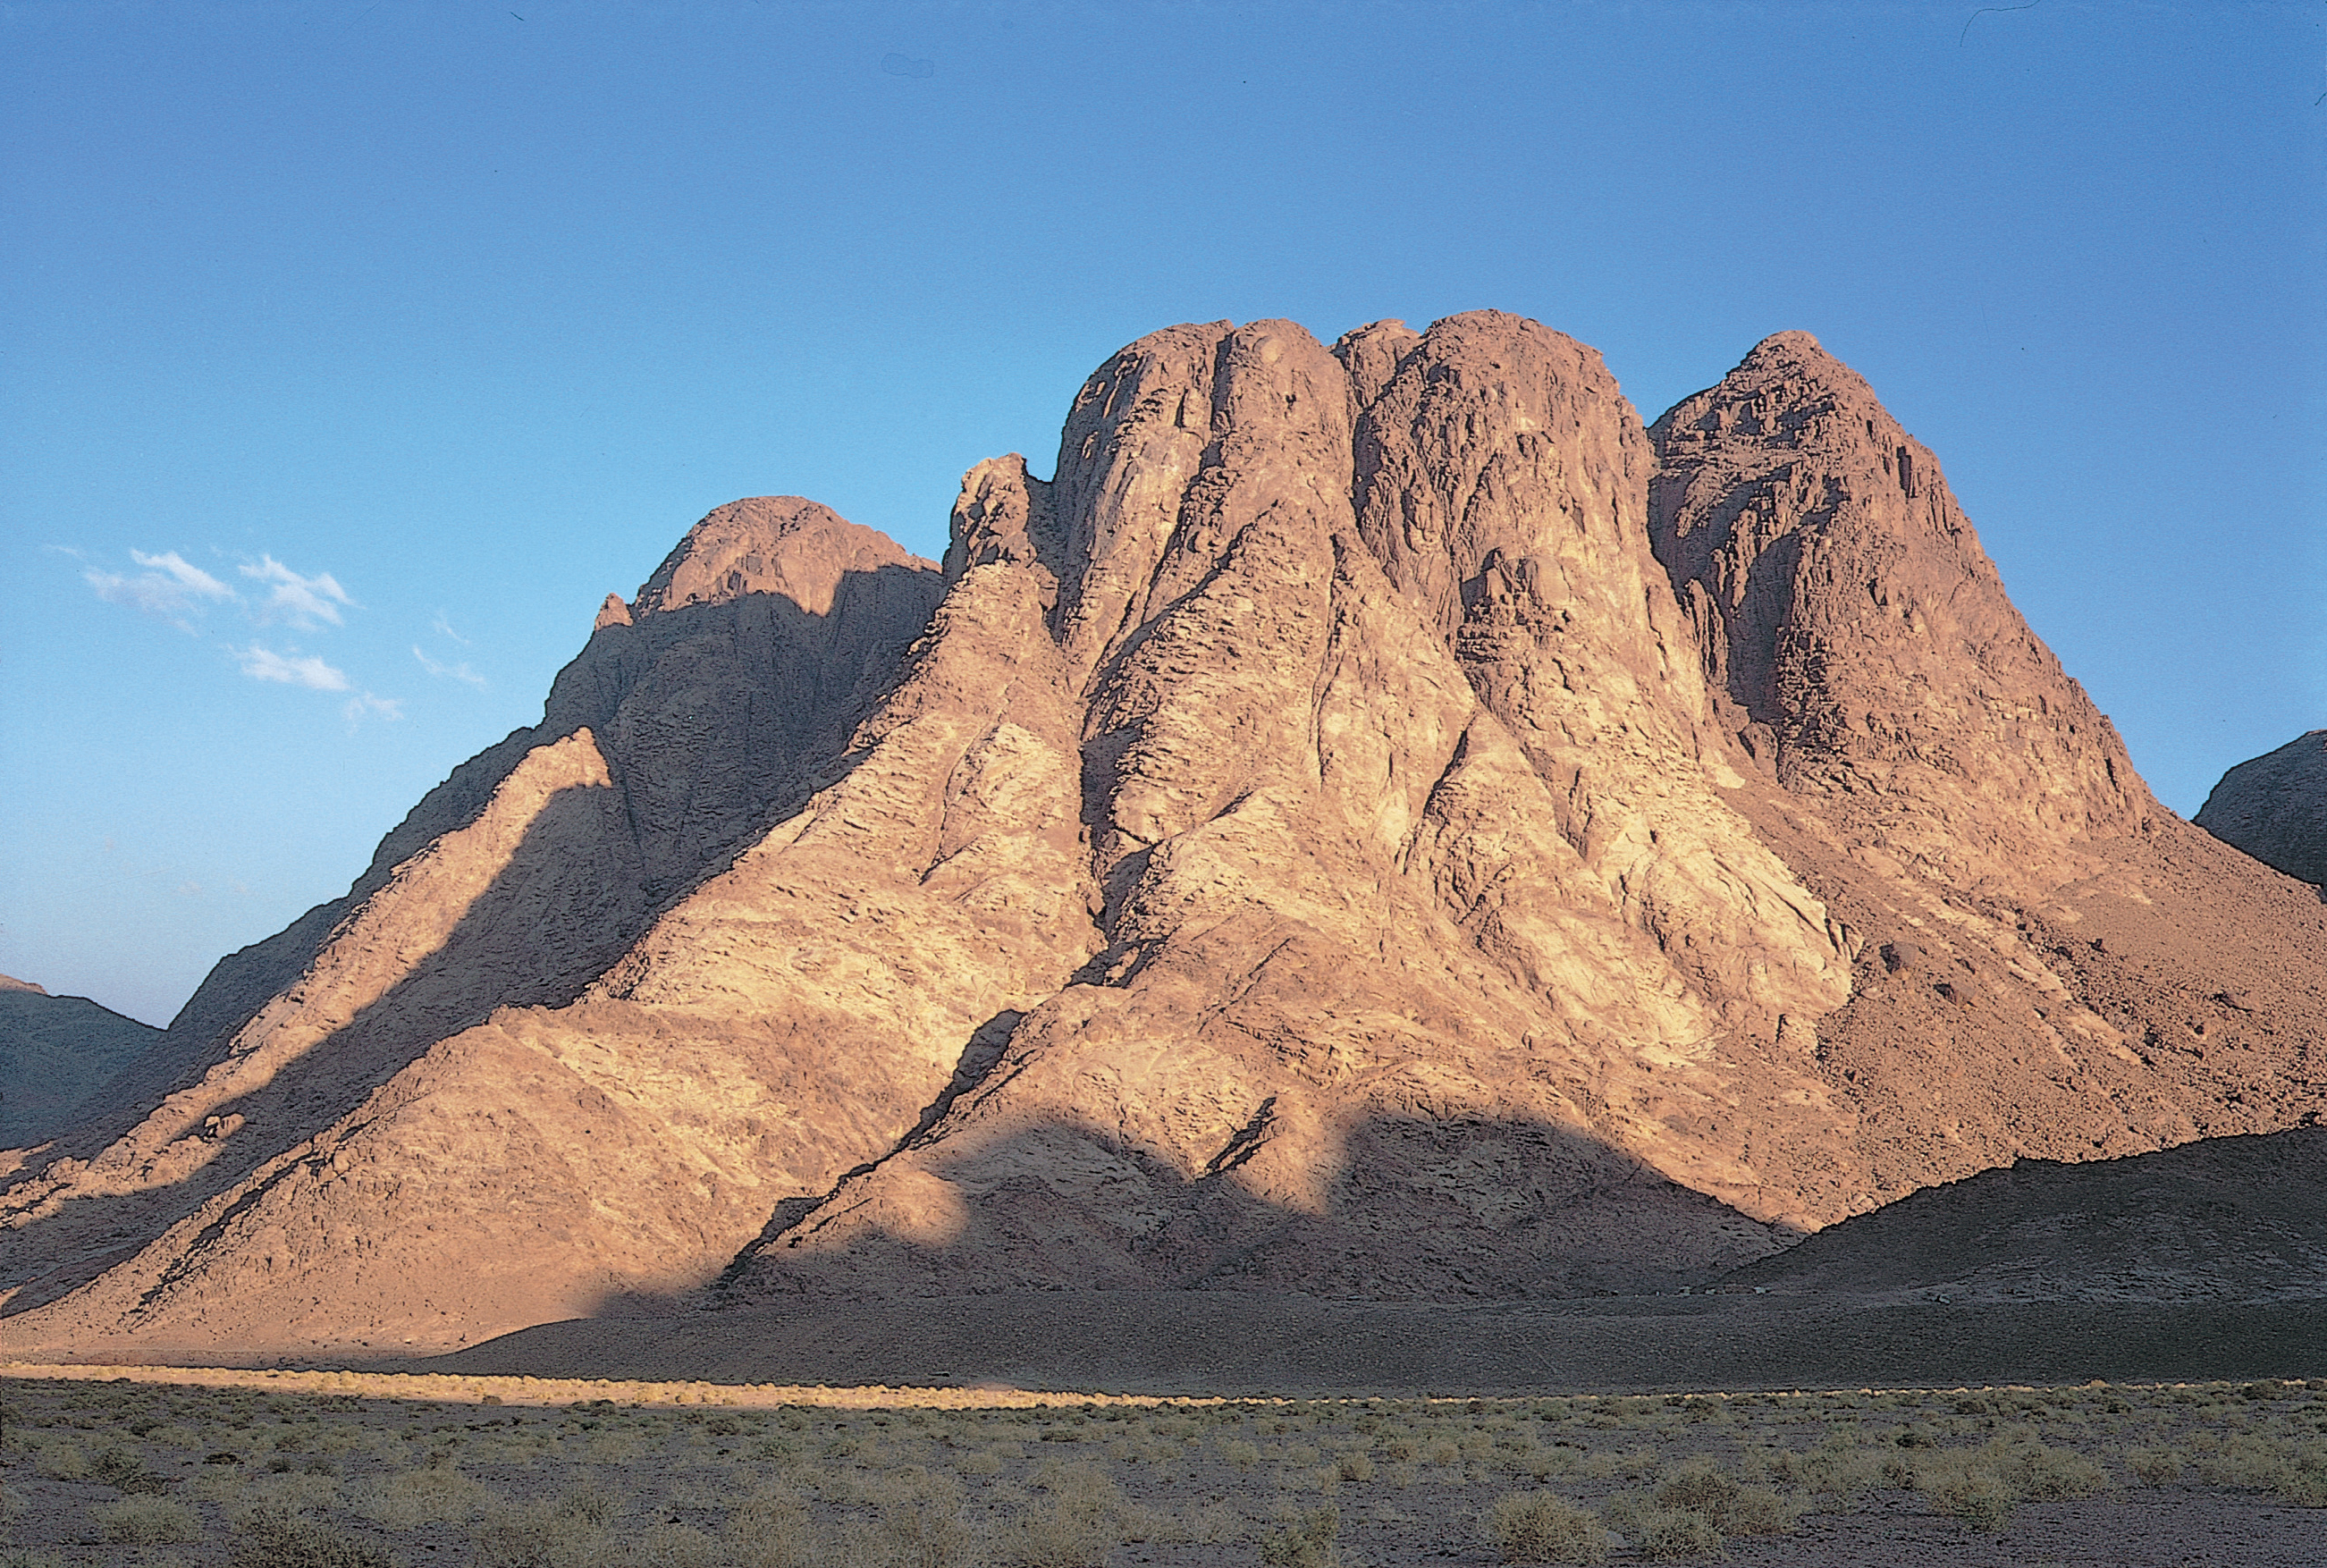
<box><xmin>4</xmin><ymin>1</ymin><xmax>2322</xmax><ymax>1025</ymax></box>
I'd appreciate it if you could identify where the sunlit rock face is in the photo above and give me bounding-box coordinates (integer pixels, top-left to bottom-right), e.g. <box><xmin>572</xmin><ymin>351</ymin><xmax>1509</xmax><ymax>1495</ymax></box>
<box><xmin>6</xmin><ymin>316</ymin><xmax>2324</xmax><ymax>1358</ymax></box>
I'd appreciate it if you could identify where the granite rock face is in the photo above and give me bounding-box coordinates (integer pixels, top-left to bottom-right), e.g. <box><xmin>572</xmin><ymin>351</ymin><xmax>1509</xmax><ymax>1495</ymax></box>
<box><xmin>2196</xmin><ymin>730</ymin><xmax>2327</xmax><ymax>886</ymax></box>
<box><xmin>4</xmin><ymin>317</ymin><xmax>2323</xmax><ymax>1357</ymax></box>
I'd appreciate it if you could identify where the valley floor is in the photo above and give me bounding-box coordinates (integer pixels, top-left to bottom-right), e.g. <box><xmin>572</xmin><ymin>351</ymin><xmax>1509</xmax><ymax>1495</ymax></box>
<box><xmin>418</xmin><ymin>1290</ymin><xmax>2327</xmax><ymax>1399</ymax></box>
<box><xmin>0</xmin><ymin>1367</ymin><xmax>2323</xmax><ymax>1566</ymax></box>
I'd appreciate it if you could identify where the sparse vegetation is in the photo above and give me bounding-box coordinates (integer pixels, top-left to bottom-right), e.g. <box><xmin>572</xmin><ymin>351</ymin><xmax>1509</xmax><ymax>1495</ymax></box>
<box><xmin>0</xmin><ymin>1370</ymin><xmax>2318</xmax><ymax>1565</ymax></box>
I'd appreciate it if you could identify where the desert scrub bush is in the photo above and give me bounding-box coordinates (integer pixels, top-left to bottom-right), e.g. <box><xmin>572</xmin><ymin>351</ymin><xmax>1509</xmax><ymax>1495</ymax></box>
<box><xmin>1919</xmin><ymin>1464</ymin><xmax>2015</xmax><ymax>1530</ymax></box>
<box><xmin>1258</xmin><ymin>1504</ymin><xmax>1339</xmax><ymax>1568</ymax></box>
<box><xmin>1989</xmin><ymin>1437</ymin><xmax>2110</xmax><ymax>1501</ymax></box>
<box><xmin>2193</xmin><ymin>1434</ymin><xmax>2327</xmax><ymax>1505</ymax></box>
<box><xmin>143</xmin><ymin>1422</ymin><xmax>209</xmax><ymax>1450</ymax></box>
<box><xmin>1219</xmin><ymin>1437</ymin><xmax>1261</xmax><ymax>1471</ymax></box>
<box><xmin>238</xmin><ymin>1471</ymin><xmax>342</xmax><ymax>1519</ymax></box>
<box><xmin>862</xmin><ymin>1496</ymin><xmax>981</xmax><ymax>1568</ymax></box>
<box><xmin>32</xmin><ymin>1439</ymin><xmax>87</xmax><ymax>1479</ymax></box>
<box><xmin>472</xmin><ymin>1499</ymin><xmax>611</xmax><ymax>1568</ymax></box>
<box><xmin>1518</xmin><ymin>1445</ymin><xmax>1576</xmax><ymax>1481</ymax></box>
<box><xmin>1488</xmin><ymin>1491</ymin><xmax>1607</xmax><ymax>1564</ymax></box>
<box><xmin>351</xmin><ymin>1462</ymin><xmax>500</xmax><ymax>1526</ymax></box>
<box><xmin>91</xmin><ymin>1443</ymin><xmax>171</xmax><ymax>1494</ymax></box>
<box><xmin>2124</xmin><ymin>1446</ymin><xmax>2187</xmax><ymax>1486</ymax></box>
<box><xmin>92</xmin><ymin>1493</ymin><xmax>201</xmax><ymax>1545</ymax></box>
<box><xmin>721</xmin><ymin>1494</ymin><xmax>816</xmax><ymax>1568</ymax></box>
<box><xmin>1792</xmin><ymin>1432</ymin><xmax>1889</xmax><ymax>1497</ymax></box>
<box><xmin>1617</xmin><ymin>1503</ymin><xmax>1723</xmax><ymax>1562</ymax></box>
<box><xmin>989</xmin><ymin>1463</ymin><xmax>1126</xmax><ymax>1568</ymax></box>
<box><xmin>1649</xmin><ymin>1463</ymin><xmax>1800</xmax><ymax>1538</ymax></box>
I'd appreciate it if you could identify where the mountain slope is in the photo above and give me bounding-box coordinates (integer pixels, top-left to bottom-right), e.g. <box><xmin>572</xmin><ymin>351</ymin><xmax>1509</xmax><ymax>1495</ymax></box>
<box><xmin>4</xmin><ymin>316</ymin><xmax>2322</xmax><ymax>1358</ymax></box>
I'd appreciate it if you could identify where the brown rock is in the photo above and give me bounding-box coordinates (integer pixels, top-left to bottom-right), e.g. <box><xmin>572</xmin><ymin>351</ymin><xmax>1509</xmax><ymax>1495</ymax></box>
<box><xmin>1648</xmin><ymin>331</ymin><xmax>2154</xmax><ymax>888</ymax></box>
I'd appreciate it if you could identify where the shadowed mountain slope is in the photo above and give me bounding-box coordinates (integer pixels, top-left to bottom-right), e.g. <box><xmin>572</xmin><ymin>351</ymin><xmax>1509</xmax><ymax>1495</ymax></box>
<box><xmin>0</xmin><ymin>979</ymin><xmax>164</xmax><ymax>1150</ymax></box>
<box><xmin>1722</xmin><ymin>1126</ymin><xmax>2327</xmax><ymax>1302</ymax></box>
<box><xmin>4</xmin><ymin>316</ymin><xmax>2323</xmax><ymax>1361</ymax></box>
<box><xmin>2197</xmin><ymin>729</ymin><xmax>2327</xmax><ymax>886</ymax></box>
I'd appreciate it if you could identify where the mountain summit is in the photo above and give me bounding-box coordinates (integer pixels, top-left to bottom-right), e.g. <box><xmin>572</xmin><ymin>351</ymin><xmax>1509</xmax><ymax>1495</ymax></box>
<box><xmin>5</xmin><ymin>315</ymin><xmax>2323</xmax><ymax>1358</ymax></box>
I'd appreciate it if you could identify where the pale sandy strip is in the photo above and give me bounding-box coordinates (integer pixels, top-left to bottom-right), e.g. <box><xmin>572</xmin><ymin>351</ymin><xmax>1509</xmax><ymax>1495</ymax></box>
<box><xmin>0</xmin><ymin>1361</ymin><xmax>1235</xmax><ymax>1410</ymax></box>
<box><xmin>1</xmin><ymin>1361</ymin><xmax>2197</xmax><ymax>1409</ymax></box>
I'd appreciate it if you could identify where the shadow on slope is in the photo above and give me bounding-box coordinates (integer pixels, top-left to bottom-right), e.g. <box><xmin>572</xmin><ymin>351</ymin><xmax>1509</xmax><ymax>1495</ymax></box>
<box><xmin>0</xmin><ymin>989</ymin><xmax>163</xmax><ymax>1150</ymax></box>
<box><xmin>412</xmin><ymin>1122</ymin><xmax>2327</xmax><ymax>1395</ymax></box>
<box><xmin>1720</xmin><ymin>1126</ymin><xmax>2327</xmax><ymax>1302</ymax></box>
<box><xmin>411</xmin><ymin>1292</ymin><xmax>2327</xmax><ymax>1397</ymax></box>
<box><xmin>0</xmin><ymin>571</ymin><xmax>939</xmax><ymax>1324</ymax></box>
<box><xmin>711</xmin><ymin>1109</ymin><xmax>1792</xmax><ymax>1307</ymax></box>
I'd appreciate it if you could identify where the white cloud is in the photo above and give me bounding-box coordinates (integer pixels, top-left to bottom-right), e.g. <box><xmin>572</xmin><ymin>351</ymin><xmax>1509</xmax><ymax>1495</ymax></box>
<box><xmin>86</xmin><ymin>550</ymin><xmax>239</xmax><ymax>626</ymax></box>
<box><xmin>413</xmin><ymin>645</ymin><xmax>487</xmax><ymax>687</ymax></box>
<box><xmin>234</xmin><ymin>645</ymin><xmax>350</xmax><ymax>691</ymax></box>
<box><xmin>342</xmin><ymin>691</ymin><xmax>404</xmax><ymax>728</ymax></box>
<box><xmin>240</xmin><ymin>555</ymin><xmax>354</xmax><ymax>628</ymax></box>
<box><xmin>431</xmin><ymin>611</ymin><xmax>470</xmax><ymax>645</ymax></box>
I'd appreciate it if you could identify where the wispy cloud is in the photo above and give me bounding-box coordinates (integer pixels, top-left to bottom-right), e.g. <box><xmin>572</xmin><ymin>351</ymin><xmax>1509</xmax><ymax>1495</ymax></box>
<box><xmin>412</xmin><ymin>645</ymin><xmax>487</xmax><ymax>687</ymax></box>
<box><xmin>234</xmin><ymin>645</ymin><xmax>350</xmax><ymax>691</ymax></box>
<box><xmin>342</xmin><ymin>691</ymin><xmax>404</xmax><ymax>728</ymax></box>
<box><xmin>240</xmin><ymin>555</ymin><xmax>354</xmax><ymax>628</ymax></box>
<box><xmin>431</xmin><ymin>611</ymin><xmax>470</xmax><ymax>645</ymax></box>
<box><xmin>85</xmin><ymin>550</ymin><xmax>239</xmax><ymax>628</ymax></box>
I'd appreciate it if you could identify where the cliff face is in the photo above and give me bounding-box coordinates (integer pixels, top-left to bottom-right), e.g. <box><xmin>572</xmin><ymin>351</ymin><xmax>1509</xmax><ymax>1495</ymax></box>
<box><xmin>2197</xmin><ymin>730</ymin><xmax>2327</xmax><ymax>886</ymax></box>
<box><xmin>4</xmin><ymin>316</ymin><xmax>2323</xmax><ymax>1357</ymax></box>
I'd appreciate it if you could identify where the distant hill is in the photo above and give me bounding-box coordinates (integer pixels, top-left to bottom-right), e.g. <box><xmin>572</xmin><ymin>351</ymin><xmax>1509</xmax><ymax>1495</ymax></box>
<box><xmin>1722</xmin><ymin>1126</ymin><xmax>2327</xmax><ymax>1301</ymax></box>
<box><xmin>2197</xmin><ymin>729</ymin><xmax>2327</xmax><ymax>885</ymax></box>
<box><xmin>0</xmin><ymin>976</ymin><xmax>164</xmax><ymax>1150</ymax></box>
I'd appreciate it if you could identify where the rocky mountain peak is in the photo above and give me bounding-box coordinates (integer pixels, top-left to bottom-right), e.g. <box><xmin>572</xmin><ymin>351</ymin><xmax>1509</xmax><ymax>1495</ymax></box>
<box><xmin>629</xmin><ymin>495</ymin><xmax>928</xmax><ymax>620</ymax></box>
<box><xmin>1648</xmin><ymin>333</ymin><xmax>2154</xmax><ymax>884</ymax></box>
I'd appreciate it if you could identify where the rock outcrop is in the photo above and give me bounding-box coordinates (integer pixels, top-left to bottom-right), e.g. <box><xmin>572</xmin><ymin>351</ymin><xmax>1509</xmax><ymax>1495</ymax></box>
<box><xmin>2196</xmin><ymin>730</ymin><xmax>2327</xmax><ymax>885</ymax></box>
<box><xmin>4</xmin><ymin>317</ymin><xmax>2323</xmax><ymax>1359</ymax></box>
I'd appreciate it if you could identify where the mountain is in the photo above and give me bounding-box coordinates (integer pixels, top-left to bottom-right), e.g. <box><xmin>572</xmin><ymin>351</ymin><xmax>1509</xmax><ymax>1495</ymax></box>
<box><xmin>4</xmin><ymin>316</ymin><xmax>2323</xmax><ymax>1360</ymax></box>
<box><xmin>2196</xmin><ymin>729</ymin><xmax>2327</xmax><ymax>886</ymax></box>
<box><xmin>0</xmin><ymin>977</ymin><xmax>165</xmax><ymax>1150</ymax></box>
